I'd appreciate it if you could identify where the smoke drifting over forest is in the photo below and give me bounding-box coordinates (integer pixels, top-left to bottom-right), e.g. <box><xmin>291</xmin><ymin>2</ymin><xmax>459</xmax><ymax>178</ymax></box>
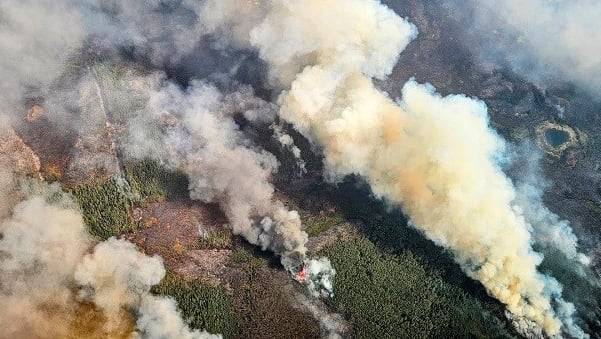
<box><xmin>465</xmin><ymin>0</ymin><xmax>601</xmax><ymax>95</ymax></box>
<box><xmin>0</xmin><ymin>0</ymin><xmax>599</xmax><ymax>338</ymax></box>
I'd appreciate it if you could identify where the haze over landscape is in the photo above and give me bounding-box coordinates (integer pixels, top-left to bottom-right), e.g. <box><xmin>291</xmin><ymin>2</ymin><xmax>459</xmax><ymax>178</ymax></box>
<box><xmin>1</xmin><ymin>1</ymin><xmax>600</xmax><ymax>338</ymax></box>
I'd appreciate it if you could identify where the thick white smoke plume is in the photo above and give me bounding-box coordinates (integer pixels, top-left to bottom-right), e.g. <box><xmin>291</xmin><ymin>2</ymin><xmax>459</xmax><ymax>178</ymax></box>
<box><xmin>466</xmin><ymin>0</ymin><xmax>601</xmax><ymax>95</ymax></box>
<box><xmin>0</xmin><ymin>182</ymin><xmax>91</xmax><ymax>338</ymax></box>
<box><xmin>0</xmin><ymin>167</ymin><xmax>219</xmax><ymax>338</ymax></box>
<box><xmin>124</xmin><ymin>75</ymin><xmax>334</xmax><ymax>296</ymax></box>
<box><xmin>202</xmin><ymin>0</ymin><xmax>590</xmax><ymax>336</ymax></box>
<box><xmin>76</xmin><ymin>237</ymin><xmax>221</xmax><ymax>339</ymax></box>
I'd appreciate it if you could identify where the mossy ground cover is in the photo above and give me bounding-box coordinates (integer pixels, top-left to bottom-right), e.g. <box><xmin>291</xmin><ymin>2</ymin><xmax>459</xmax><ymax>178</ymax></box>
<box><xmin>305</xmin><ymin>213</ymin><xmax>344</xmax><ymax>237</ymax></box>
<box><xmin>198</xmin><ymin>229</ymin><xmax>233</xmax><ymax>249</ymax></box>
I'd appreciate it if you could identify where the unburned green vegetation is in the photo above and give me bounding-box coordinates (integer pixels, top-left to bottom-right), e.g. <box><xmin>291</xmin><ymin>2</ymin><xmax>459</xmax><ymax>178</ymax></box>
<box><xmin>124</xmin><ymin>158</ymin><xmax>189</xmax><ymax>205</ymax></box>
<box><xmin>317</xmin><ymin>179</ymin><xmax>516</xmax><ymax>338</ymax></box>
<box><xmin>152</xmin><ymin>271</ymin><xmax>239</xmax><ymax>338</ymax></box>
<box><xmin>319</xmin><ymin>237</ymin><xmax>514</xmax><ymax>339</ymax></box>
<box><xmin>70</xmin><ymin>177</ymin><xmax>137</xmax><ymax>239</ymax></box>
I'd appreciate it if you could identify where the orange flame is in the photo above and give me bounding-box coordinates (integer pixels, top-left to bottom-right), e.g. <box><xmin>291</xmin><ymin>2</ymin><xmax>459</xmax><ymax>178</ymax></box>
<box><xmin>295</xmin><ymin>267</ymin><xmax>307</xmax><ymax>282</ymax></box>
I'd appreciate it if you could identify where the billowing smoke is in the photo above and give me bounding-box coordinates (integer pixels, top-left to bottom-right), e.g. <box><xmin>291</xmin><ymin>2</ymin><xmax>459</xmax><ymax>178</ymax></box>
<box><xmin>271</xmin><ymin>123</ymin><xmax>307</xmax><ymax>176</ymax></box>
<box><xmin>2</xmin><ymin>0</ymin><xmax>598</xmax><ymax>337</ymax></box>
<box><xmin>123</xmin><ymin>74</ymin><xmax>334</xmax><ymax>296</ymax></box>
<box><xmin>202</xmin><ymin>0</ymin><xmax>590</xmax><ymax>336</ymax></box>
<box><xmin>465</xmin><ymin>0</ymin><xmax>601</xmax><ymax>95</ymax></box>
<box><xmin>76</xmin><ymin>237</ymin><xmax>220</xmax><ymax>339</ymax></box>
<box><xmin>0</xmin><ymin>166</ymin><xmax>220</xmax><ymax>338</ymax></box>
<box><xmin>1</xmin><ymin>0</ymin><xmax>335</xmax><ymax>301</ymax></box>
<box><xmin>0</xmin><ymin>180</ymin><xmax>93</xmax><ymax>338</ymax></box>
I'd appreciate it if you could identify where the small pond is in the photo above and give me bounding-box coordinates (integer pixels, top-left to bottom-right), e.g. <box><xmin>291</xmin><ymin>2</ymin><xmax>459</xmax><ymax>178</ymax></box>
<box><xmin>544</xmin><ymin>128</ymin><xmax>569</xmax><ymax>148</ymax></box>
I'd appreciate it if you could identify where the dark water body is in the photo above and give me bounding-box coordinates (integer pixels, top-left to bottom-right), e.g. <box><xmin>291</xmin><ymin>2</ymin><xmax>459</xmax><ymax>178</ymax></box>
<box><xmin>545</xmin><ymin>128</ymin><xmax>569</xmax><ymax>147</ymax></box>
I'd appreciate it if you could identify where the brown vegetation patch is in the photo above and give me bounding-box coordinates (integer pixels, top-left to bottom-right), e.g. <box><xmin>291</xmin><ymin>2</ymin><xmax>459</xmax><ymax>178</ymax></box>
<box><xmin>176</xmin><ymin>249</ymin><xmax>232</xmax><ymax>285</ymax></box>
<box><xmin>126</xmin><ymin>200</ymin><xmax>228</xmax><ymax>268</ymax></box>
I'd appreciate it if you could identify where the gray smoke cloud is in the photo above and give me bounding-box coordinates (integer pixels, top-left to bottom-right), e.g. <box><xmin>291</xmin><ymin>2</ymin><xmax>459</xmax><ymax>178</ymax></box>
<box><xmin>0</xmin><ymin>0</ymin><xmax>335</xmax><ymax>303</ymax></box>
<box><xmin>465</xmin><ymin>0</ymin><xmax>601</xmax><ymax>95</ymax></box>
<box><xmin>122</xmin><ymin>74</ymin><xmax>334</xmax><ymax>296</ymax></box>
<box><xmin>509</xmin><ymin>143</ymin><xmax>590</xmax><ymax>265</ymax></box>
<box><xmin>81</xmin><ymin>0</ymin><xmax>205</xmax><ymax>65</ymax></box>
<box><xmin>0</xmin><ymin>0</ymin><xmax>205</xmax><ymax>128</ymax></box>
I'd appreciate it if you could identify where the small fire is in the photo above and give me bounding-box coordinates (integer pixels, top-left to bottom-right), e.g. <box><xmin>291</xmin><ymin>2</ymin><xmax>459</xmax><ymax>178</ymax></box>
<box><xmin>26</xmin><ymin>105</ymin><xmax>44</xmax><ymax>123</ymax></box>
<box><xmin>295</xmin><ymin>267</ymin><xmax>307</xmax><ymax>282</ymax></box>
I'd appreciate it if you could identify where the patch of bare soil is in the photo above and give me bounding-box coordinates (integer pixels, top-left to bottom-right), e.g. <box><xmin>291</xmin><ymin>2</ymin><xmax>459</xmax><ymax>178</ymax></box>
<box><xmin>177</xmin><ymin>249</ymin><xmax>232</xmax><ymax>285</ymax></box>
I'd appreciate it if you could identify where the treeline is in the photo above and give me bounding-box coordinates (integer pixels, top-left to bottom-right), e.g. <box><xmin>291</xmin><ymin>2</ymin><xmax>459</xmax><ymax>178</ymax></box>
<box><xmin>320</xmin><ymin>237</ymin><xmax>515</xmax><ymax>339</ymax></box>
<box><xmin>152</xmin><ymin>271</ymin><xmax>239</xmax><ymax>338</ymax></box>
